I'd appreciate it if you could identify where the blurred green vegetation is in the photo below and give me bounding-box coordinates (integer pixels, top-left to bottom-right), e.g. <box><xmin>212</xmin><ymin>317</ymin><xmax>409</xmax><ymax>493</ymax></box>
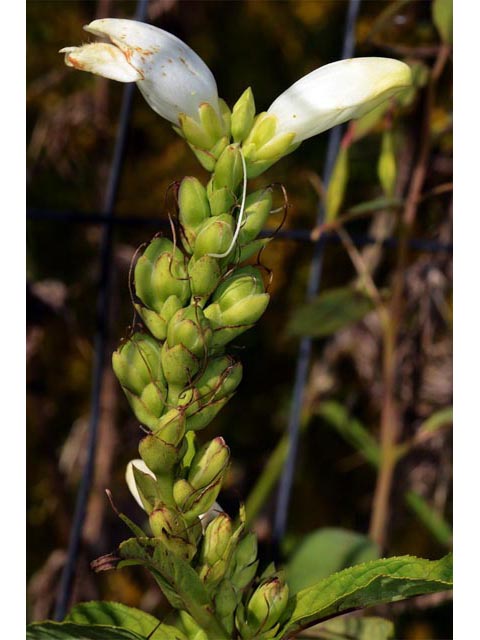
<box><xmin>27</xmin><ymin>1</ymin><xmax>452</xmax><ymax>637</ymax></box>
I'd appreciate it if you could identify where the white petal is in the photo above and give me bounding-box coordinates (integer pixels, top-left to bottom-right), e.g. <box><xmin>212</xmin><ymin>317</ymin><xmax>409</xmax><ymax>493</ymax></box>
<box><xmin>83</xmin><ymin>19</ymin><xmax>220</xmax><ymax>124</ymax></box>
<box><xmin>125</xmin><ymin>459</ymin><xmax>155</xmax><ymax>511</ymax></box>
<box><xmin>199</xmin><ymin>501</ymin><xmax>224</xmax><ymax>530</ymax></box>
<box><xmin>60</xmin><ymin>43</ymin><xmax>141</xmax><ymax>83</ymax></box>
<box><xmin>268</xmin><ymin>57</ymin><xmax>412</xmax><ymax>143</ymax></box>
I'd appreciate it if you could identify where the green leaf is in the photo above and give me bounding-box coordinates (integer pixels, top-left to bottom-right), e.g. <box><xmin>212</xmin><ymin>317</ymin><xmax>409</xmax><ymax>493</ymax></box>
<box><xmin>325</xmin><ymin>145</ymin><xmax>349</xmax><ymax>222</ymax></box>
<box><xmin>317</xmin><ymin>401</ymin><xmax>380</xmax><ymax>466</ymax></box>
<box><xmin>287</xmin><ymin>287</ymin><xmax>375</xmax><ymax>338</ymax></box>
<box><xmin>279</xmin><ymin>554</ymin><xmax>452</xmax><ymax>638</ymax></box>
<box><xmin>404</xmin><ymin>492</ymin><xmax>452</xmax><ymax>547</ymax></box>
<box><xmin>66</xmin><ymin>601</ymin><xmax>186</xmax><ymax>640</ymax></box>
<box><xmin>286</xmin><ymin>528</ymin><xmax>379</xmax><ymax>595</ymax></box>
<box><xmin>346</xmin><ymin>197</ymin><xmax>402</xmax><ymax>214</ymax></box>
<box><xmin>26</xmin><ymin>621</ymin><xmax>146</xmax><ymax>640</ymax></box>
<box><xmin>115</xmin><ymin>537</ymin><xmax>229</xmax><ymax>638</ymax></box>
<box><xmin>299</xmin><ymin>615</ymin><xmax>394</xmax><ymax>639</ymax></box>
<box><xmin>419</xmin><ymin>406</ymin><xmax>453</xmax><ymax>434</ymax></box>
<box><xmin>432</xmin><ymin>0</ymin><xmax>453</xmax><ymax>45</ymax></box>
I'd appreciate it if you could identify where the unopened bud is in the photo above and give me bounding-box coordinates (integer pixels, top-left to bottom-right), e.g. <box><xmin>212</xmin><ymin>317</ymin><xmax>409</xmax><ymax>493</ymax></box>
<box><xmin>134</xmin><ymin>238</ymin><xmax>190</xmax><ymax>312</ymax></box>
<box><xmin>245</xmin><ymin>577</ymin><xmax>289</xmax><ymax>635</ymax></box>
<box><xmin>188</xmin><ymin>437</ymin><xmax>230</xmax><ymax>490</ymax></box>
<box><xmin>213</xmin><ymin>144</ymin><xmax>244</xmax><ymax>194</ymax></box>
<box><xmin>178</xmin><ymin>177</ymin><xmax>211</xmax><ymax>252</ymax></box>
<box><xmin>194</xmin><ymin>214</ymin><xmax>235</xmax><ymax>258</ymax></box>
<box><xmin>138</xmin><ymin>409</ymin><xmax>185</xmax><ymax>474</ymax></box>
<box><xmin>167</xmin><ymin>306</ymin><xmax>212</xmax><ymax>357</ymax></box>
<box><xmin>204</xmin><ymin>266</ymin><xmax>270</xmax><ymax>348</ymax></box>
<box><xmin>202</xmin><ymin>513</ymin><xmax>233</xmax><ymax>566</ymax></box>
<box><xmin>238</xmin><ymin>188</ymin><xmax>273</xmax><ymax>244</ymax></box>
<box><xmin>232</xmin><ymin>87</ymin><xmax>256</xmax><ymax>143</ymax></box>
<box><xmin>188</xmin><ymin>255</ymin><xmax>222</xmax><ymax>303</ymax></box>
<box><xmin>208</xmin><ymin>185</ymin><xmax>236</xmax><ymax>217</ymax></box>
<box><xmin>149</xmin><ymin>505</ymin><xmax>196</xmax><ymax>561</ymax></box>
<box><xmin>135</xmin><ymin>295</ymin><xmax>183</xmax><ymax>341</ymax></box>
<box><xmin>112</xmin><ymin>333</ymin><xmax>167</xmax><ymax>428</ymax></box>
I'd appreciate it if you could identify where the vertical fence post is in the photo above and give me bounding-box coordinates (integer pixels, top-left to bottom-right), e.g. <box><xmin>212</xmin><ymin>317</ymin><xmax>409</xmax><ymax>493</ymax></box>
<box><xmin>53</xmin><ymin>0</ymin><xmax>150</xmax><ymax>621</ymax></box>
<box><xmin>273</xmin><ymin>0</ymin><xmax>362</xmax><ymax>548</ymax></box>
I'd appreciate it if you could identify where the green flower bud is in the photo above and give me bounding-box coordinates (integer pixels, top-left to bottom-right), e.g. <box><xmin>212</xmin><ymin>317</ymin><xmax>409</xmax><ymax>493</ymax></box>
<box><xmin>193</xmin><ymin>214</ymin><xmax>235</xmax><ymax>258</ymax></box>
<box><xmin>245</xmin><ymin>578</ymin><xmax>289</xmax><ymax>636</ymax></box>
<box><xmin>161</xmin><ymin>342</ymin><xmax>200</xmax><ymax>388</ymax></box>
<box><xmin>138</xmin><ymin>409</ymin><xmax>185</xmax><ymax>474</ymax></box>
<box><xmin>238</xmin><ymin>238</ymin><xmax>271</xmax><ymax>264</ymax></box>
<box><xmin>149</xmin><ymin>506</ymin><xmax>196</xmax><ymax>561</ymax></box>
<box><xmin>188</xmin><ymin>437</ymin><xmax>230</xmax><ymax>490</ymax></box>
<box><xmin>232</xmin><ymin>87</ymin><xmax>256</xmax><ymax>143</ymax></box>
<box><xmin>204</xmin><ymin>266</ymin><xmax>270</xmax><ymax>348</ymax></box>
<box><xmin>187</xmin><ymin>144</ymin><xmax>217</xmax><ymax>172</ymax></box>
<box><xmin>185</xmin><ymin>397</ymin><xmax>230</xmax><ymax>432</ymax></box>
<box><xmin>135</xmin><ymin>295</ymin><xmax>183</xmax><ymax>341</ymax></box>
<box><xmin>244</xmin><ymin>112</ymin><xmax>277</xmax><ymax>148</ymax></box>
<box><xmin>198</xmin><ymin>102</ymin><xmax>226</xmax><ymax>144</ymax></box>
<box><xmin>188</xmin><ymin>255</ymin><xmax>222</xmax><ymax>304</ymax></box>
<box><xmin>173</xmin><ymin>478</ymin><xmax>195</xmax><ymax>510</ymax></box>
<box><xmin>178</xmin><ymin>112</ymin><xmax>217</xmax><ymax>150</ymax></box>
<box><xmin>112</xmin><ymin>333</ymin><xmax>167</xmax><ymax>428</ymax></box>
<box><xmin>180</xmin><ymin>356</ymin><xmax>242</xmax><ymax>429</ymax></box>
<box><xmin>218</xmin><ymin>98</ymin><xmax>232</xmax><ymax>138</ymax></box>
<box><xmin>182</xmin><ymin>477</ymin><xmax>224</xmax><ymax>523</ymax></box>
<box><xmin>201</xmin><ymin>513</ymin><xmax>233</xmax><ymax>566</ymax></box>
<box><xmin>213</xmin><ymin>144</ymin><xmax>244</xmax><ymax>194</ymax></box>
<box><xmin>134</xmin><ymin>238</ymin><xmax>190</xmax><ymax>313</ymax></box>
<box><xmin>161</xmin><ymin>306</ymin><xmax>212</xmax><ymax>387</ymax></box>
<box><xmin>178</xmin><ymin>177</ymin><xmax>211</xmax><ymax>252</ymax></box>
<box><xmin>167</xmin><ymin>306</ymin><xmax>212</xmax><ymax>355</ymax></box>
<box><xmin>238</xmin><ymin>188</ymin><xmax>273</xmax><ymax>244</ymax></box>
<box><xmin>242</xmin><ymin>112</ymin><xmax>299</xmax><ymax>177</ymax></box>
<box><xmin>208</xmin><ymin>185</ymin><xmax>236</xmax><ymax>217</ymax></box>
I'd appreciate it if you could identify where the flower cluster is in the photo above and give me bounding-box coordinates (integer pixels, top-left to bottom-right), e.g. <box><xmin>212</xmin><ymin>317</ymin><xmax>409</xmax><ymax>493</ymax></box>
<box><xmin>61</xmin><ymin>18</ymin><xmax>411</xmax><ymax>639</ymax></box>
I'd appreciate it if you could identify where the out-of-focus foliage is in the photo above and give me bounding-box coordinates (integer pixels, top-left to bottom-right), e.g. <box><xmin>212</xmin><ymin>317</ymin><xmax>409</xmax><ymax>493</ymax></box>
<box><xmin>27</xmin><ymin>1</ymin><xmax>452</xmax><ymax>637</ymax></box>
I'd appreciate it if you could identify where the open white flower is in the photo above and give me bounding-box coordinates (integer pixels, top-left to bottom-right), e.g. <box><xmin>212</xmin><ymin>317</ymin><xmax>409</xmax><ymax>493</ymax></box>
<box><xmin>125</xmin><ymin>459</ymin><xmax>223</xmax><ymax>529</ymax></box>
<box><xmin>267</xmin><ymin>57</ymin><xmax>412</xmax><ymax>143</ymax></box>
<box><xmin>60</xmin><ymin>18</ymin><xmax>220</xmax><ymax>125</ymax></box>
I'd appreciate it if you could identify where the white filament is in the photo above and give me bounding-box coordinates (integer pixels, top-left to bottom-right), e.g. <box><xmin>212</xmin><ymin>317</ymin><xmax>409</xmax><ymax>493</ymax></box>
<box><xmin>207</xmin><ymin>147</ymin><xmax>247</xmax><ymax>259</ymax></box>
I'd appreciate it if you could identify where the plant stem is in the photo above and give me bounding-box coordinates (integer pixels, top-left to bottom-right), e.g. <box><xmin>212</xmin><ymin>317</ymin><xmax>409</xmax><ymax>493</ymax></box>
<box><xmin>368</xmin><ymin>44</ymin><xmax>450</xmax><ymax>549</ymax></box>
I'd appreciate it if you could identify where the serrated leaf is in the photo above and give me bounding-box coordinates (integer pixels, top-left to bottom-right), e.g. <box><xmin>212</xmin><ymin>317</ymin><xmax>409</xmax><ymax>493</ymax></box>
<box><xmin>288</xmin><ymin>287</ymin><xmax>375</xmax><ymax>338</ymax></box>
<box><xmin>26</xmin><ymin>621</ymin><xmax>146</xmax><ymax>640</ymax></box>
<box><xmin>299</xmin><ymin>615</ymin><xmax>394</xmax><ymax>639</ymax></box>
<box><xmin>279</xmin><ymin>554</ymin><xmax>452</xmax><ymax>638</ymax></box>
<box><xmin>286</xmin><ymin>528</ymin><xmax>379</xmax><ymax>594</ymax></box>
<box><xmin>66</xmin><ymin>601</ymin><xmax>186</xmax><ymax>640</ymax></box>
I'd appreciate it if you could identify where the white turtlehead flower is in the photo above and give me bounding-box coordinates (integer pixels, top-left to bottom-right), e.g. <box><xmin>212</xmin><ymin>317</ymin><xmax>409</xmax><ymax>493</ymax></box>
<box><xmin>267</xmin><ymin>57</ymin><xmax>412</xmax><ymax>143</ymax></box>
<box><xmin>125</xmin><ymin>459</ymin><xmax>223</xmax><ymax>529</ymax></box>
<box><xmin>60</xmin><ymin>18</ymin><xmax>220</xmax><ymax>125</ymax></box>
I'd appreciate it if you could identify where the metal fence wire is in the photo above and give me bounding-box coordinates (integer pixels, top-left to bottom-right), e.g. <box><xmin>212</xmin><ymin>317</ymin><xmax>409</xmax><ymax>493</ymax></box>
<box><xmin>25</xmin><ymin>0</ymin><xmax>451</xmax><ymax>620</ymax></box>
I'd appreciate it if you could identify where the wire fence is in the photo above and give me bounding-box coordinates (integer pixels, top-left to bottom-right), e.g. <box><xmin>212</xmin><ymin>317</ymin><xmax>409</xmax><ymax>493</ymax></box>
<box><xmin>25</xmin><ymin>0</ymin><xmax>452</xmax><ymax>620</ymax></box>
